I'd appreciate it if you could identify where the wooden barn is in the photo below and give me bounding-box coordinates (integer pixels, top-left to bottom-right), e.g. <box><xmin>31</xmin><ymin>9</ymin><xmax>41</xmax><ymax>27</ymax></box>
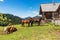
<box><xmin>40</xmin><ymin>3</ymin><xmax>60</xmax><ymax>21</ymax></box>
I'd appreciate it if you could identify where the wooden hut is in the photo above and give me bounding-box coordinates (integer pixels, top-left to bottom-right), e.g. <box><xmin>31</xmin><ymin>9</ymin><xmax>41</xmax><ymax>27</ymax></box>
<box><xmin>40</xmin><ymin>3</ymin><xmax>60</xmax><ymax>21</ymax></box>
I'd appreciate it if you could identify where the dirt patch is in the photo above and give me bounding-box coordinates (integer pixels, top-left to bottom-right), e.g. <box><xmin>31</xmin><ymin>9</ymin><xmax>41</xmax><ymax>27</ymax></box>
<box><xmin>55</xmin><ymin>30</ymin><xmax>60</xmax><ymax>35</ymax></box>
<box><xmin>0</xmin><ymin>31</ymin><xmax>8</xmax><ymax>35</ymax></box>
<box><xmin>54</xmin><ymin>29</ymin><xmax>60</xmax><ymax>35</ymax></box>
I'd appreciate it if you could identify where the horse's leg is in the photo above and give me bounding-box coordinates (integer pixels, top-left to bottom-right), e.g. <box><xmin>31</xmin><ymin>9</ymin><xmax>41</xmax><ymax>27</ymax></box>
<box><xmin>28</xmin><ymin>22</ymin><xmax>30</xmax><ymax>27</ymax></box>
<box><xmin>38</xmin><ymin>21</ymin><xmax>40</xmax><ymax>26</ymax></box>
<box><xmin>21</xmin><ymin>22</ymin><xmax>24</xmax><ymax>27</ymax></box>
<box><xmin>38</xmin><ymin>18</ymin><xmax>42</xmax><ymax>26</ymax></box>
<box><xmin>31</xmin><ymin>21</ymin><xmax>33</xmax><ymax>26</ymax></box>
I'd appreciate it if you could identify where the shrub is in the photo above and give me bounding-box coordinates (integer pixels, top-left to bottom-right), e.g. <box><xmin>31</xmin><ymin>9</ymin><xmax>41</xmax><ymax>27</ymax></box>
<box><xmin>0</xmin><ymin>21</ymin><xmax>9</xmax><ymax>26</ymax></box>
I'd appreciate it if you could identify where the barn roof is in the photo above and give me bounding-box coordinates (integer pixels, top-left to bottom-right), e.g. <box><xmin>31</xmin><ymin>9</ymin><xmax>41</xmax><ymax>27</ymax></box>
<box><xmin>40</xmin><ymin>3</ymin><xmax>60</xmax><ymax>12</ymax></box>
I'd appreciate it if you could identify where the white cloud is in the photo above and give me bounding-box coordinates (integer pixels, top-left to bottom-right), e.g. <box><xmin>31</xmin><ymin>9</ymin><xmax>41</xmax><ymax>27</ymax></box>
<box><xmin>32</xmin><ymin>10</ymin><xmax>39</xmax><ymax>15</ymax></box>
<box><xmin>0</xmin><ymin>0</ymin><xmax>4</xmax><ymax>2</ymax></box>
<box><xmin>27</xmin><ymin>10</ymin><xmax>40</xmax><ymax>17</ymax></box>
<box><xmin>33</xmin><ymin>11</ymin><xmax>42</xmax><ymax>17</ymax></box>
<box><xmin>27</xmin><ymin>7</ymin><xmax>40</xmax><ymax>17</ymax></box>
<box><xmin>27</xmin><ymin>10</ymin><xmax>39</xmax><ymax>15</ymax></box>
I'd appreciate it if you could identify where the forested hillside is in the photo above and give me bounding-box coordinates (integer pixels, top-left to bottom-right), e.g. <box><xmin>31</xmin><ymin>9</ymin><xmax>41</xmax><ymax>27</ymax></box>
<box><xmin>0</xmin><ymin>13</ymin><xmax>22</xmax><ymax>26</ymax></box>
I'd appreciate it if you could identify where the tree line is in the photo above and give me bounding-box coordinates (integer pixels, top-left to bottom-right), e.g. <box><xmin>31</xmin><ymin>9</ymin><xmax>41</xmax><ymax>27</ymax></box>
<box><xmin>0</xmin><ymin>13</ymin><xmax>22</xmax><ymax>26</ymax></box>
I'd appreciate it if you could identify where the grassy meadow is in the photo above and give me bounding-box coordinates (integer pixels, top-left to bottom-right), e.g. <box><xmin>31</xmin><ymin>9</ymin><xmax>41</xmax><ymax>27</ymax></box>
<box><xmin>0</xmin><ymin>23</ymin><xmax>60</xmax><ymax>40</ymax></box>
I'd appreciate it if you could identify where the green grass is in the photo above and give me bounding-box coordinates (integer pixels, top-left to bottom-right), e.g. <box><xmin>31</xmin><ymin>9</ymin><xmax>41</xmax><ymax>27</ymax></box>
<box><xmin>0</xmin><ymin>23</ymin><xmax>60</xmax><ymax>40</ymax></box>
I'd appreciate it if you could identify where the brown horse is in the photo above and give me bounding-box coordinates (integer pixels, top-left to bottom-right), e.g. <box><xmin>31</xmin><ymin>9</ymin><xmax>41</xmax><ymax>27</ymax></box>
<box><xmin>21</xmin><ymin>17</ymin><xmax>42</xmax><ymax>27</ymax></box>
<box><xmin>21</xmin><ymin>18</ymin><xmax>33</xmax><ymax>26</ymax></box>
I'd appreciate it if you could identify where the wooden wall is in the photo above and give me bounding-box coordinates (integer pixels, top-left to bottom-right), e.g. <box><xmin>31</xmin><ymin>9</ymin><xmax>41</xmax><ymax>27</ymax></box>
<box><xmin>42</xmin><ymin>12</ymin><xmax>59</xmax><ymax>20</ymax></box>
<box><xmin>42</xmin><ymin>12</ymin><xmax>52</xmax><ymax>19</ymax></box>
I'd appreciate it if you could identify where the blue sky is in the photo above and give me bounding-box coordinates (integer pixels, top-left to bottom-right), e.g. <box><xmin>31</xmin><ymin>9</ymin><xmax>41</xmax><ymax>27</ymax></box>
<box><xmin>0</xmin><ymin>0</ymin><xmax>60</xmax><ymax>18</ymax></box>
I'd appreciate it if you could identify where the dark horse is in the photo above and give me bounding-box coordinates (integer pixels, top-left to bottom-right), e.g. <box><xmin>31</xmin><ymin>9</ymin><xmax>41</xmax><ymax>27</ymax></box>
<box><xmin>21</xmin><ymin>17</ymin><xmax>42</xmax><ymax>27</ymax></box>
<box><xmin>33</xmin><ymin>18</ymin><xmax>42</xmax><ymax>26</ymax></box>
